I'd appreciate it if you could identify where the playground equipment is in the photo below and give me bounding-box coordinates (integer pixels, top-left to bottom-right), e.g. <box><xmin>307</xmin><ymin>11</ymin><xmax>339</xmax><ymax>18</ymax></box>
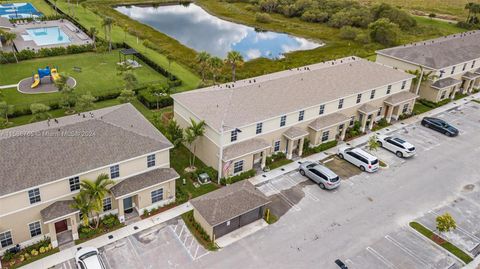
<box><xmin>31</xmin><ymin>66</ymin><xmax>61</xmax><ymax>88</ymax></box>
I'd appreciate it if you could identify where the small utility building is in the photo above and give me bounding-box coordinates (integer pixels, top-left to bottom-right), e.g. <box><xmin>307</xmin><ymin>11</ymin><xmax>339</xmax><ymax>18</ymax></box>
<box><xmin>190</xmin><ymin>180</ymin><xmax>270</xmax><ymax>240</ymax></box>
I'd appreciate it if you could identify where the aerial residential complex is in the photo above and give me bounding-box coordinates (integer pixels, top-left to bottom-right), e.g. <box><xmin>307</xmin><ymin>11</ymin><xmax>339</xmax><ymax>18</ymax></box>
<box><xmin>172</xmin><ymin>57</ymin><xmax>416</xmax><ymax>177</ymax></box>
<box><xmin>0</xmin><ymin>104</ymin><xmax>178</xmax><ymax>251</ymax></box>
<box><xmin>376</xmin><ymin>30</ymin><xmax>480</xmax><ymax>102</ymax></box>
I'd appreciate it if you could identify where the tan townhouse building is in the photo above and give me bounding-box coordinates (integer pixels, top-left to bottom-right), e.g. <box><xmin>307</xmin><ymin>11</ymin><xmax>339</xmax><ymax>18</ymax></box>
<box><xmin>0</xmin><ymin>104</ymin><xmax>178</xmax><ymax>252</ymax></box>
<box><xmin>376</xmin><ymin>30</ymin><xmax>480</xmax><ymax>103</ymax></box>
<box><xmin>172</xmin><ymin>57</ymin><xmax>415</xmax><ymax>178</ymax></box>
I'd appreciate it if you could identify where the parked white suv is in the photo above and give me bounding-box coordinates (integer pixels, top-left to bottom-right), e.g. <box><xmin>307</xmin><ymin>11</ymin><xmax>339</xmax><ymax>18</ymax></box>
<box><xmin>338</xmin><ymin>146</ymin><xmax>379</xmax><ymax>172</ymax></box>
<box><xmin>75</xmin><ymin>247</ymin><xmax>106</xmax><ymax>269</ymax></box>
<box><xmin>376</xmin><ymin>135</ymin><xmax>416</xmax><ymax>158</ymax></box>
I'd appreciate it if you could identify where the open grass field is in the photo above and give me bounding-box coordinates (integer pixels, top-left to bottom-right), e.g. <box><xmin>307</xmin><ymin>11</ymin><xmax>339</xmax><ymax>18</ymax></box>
<box><xmin>0</xmin><ymin>51</ymin><xmax>167</xmax><ymax>110</ymax></box>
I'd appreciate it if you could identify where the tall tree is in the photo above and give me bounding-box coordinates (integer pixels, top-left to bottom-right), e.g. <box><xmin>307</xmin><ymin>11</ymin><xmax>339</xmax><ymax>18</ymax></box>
<box><xmin>185</xmin><ymin>119</ymin><xmax>206</xmax><ymax>168</ymax></box>
<box><xmin>117</xmin><ymin>89</ymin><xmax>136</xmax><ymax>103</ymax></box>
<box><xmin>102</xmin><ymin>16</ymin><xmax>114</xmax><ymax>52</ymax></box>
<box><xmin>208</xmin><ymin>56</ymin><xmax>224</xmax><ymax>85</ymax></box>
<box><xmin>148</xmin><ymin>83</ymin><xmax>172</xmax><ymax>110</ymax></box>
<box><xmin>226</xmin><ymin>51</ymin><xmax>244</xmax><ymax>82</ymax></box>
<box><xmin>367</xmin><ymin>135</ymin><xmax>380</xmax><ymax>152</ymax></box>
<box><xmin>80</xmin><ymin>173</ymin><xmax>114</xmax><ymax>228</ymax></box>
<box><xmin>30</xmin><ymin>103</ymin><xmax>51</xmax><ymax>122</ymax></box>
<box><xmin>89</xmin><ymin>27</ymin><xmax>98</xmax><ymax>49</ymax></box>
<box><xmin>407</xmin><ymin>69</ymin><xmax>437</xmax><ymax>95</ymax></box>
<box><xmin>166</xmin><ymin>119</ymin><xmax>184</xmax><ymax>148</ymax></box>
<box><xmin>196</xmin><ymin>51</ymin><xmax>211</xmax><ymax>82</ymax></box>
<box><xmin>0</xmin><ymin>30</ymin><xmax>18</xmax><ymax>63</ymax></box>
<box><xmin>123</xmin><ymin>72</ymin><xmax>138</xmax><ymax>91</ymax></box>
<box><xmin>0</xmin><ymin>101</ymin><xmax>14</xmax><ymax>126</ymax></box>
<box><xmin>71</xmin><ymin>192</ymin><xmax>94</xmax><ymax>227</ymax></box>
<box><xmin>76</xmin><ymin>92</ymin><xmax>96</xmax><ymax>112</ymax></box>
<box><xmin>436</xmin><ymin>213</ymin><xmax>456</xmax><ymax>239</ymax></box>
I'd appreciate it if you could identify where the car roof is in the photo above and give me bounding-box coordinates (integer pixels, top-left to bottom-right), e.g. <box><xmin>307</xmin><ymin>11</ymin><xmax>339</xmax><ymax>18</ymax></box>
<box><xmin>391</xmin><ymin>137</ymin><xmax>414</xmax><ymax>147</ymax></box>
<box><xmin>83</xmin><ymin>255</ymin><xmax>103</xmax><ymax>269</ymax></box>
<box><xmin>351</xmin><ymin>148</ymin><xmax>377</xmax><ymax>160</ymax></box>
<box><xmin>312</xmin><ymin>164</ymin><xmax>338</xmax><ymax>178</ymax></box>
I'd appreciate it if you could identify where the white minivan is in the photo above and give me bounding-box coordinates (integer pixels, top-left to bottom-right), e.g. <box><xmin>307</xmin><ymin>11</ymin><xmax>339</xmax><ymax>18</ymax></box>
<box><xmin>337</xmin><ymin>146</ymin><xmax>379</xmax><ymax>172</ymax></box>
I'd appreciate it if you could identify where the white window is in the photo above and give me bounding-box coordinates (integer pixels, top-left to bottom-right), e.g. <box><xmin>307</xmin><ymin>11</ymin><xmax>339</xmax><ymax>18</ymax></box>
<box><xmin>103</xmin><ymin>197</ymin><xmax>112</xmax><ymax>212</ymax></box>
<box><xmin>231</xmin><ymin>130</ymin><xmax>238</xmax><ymax>142</ymax></box>
<box><xmin>298</xmin><ymin>110</ymin><xmax>304</xmax><ymax>121</ymax></box>
<box><xmin>280</xmin><ymin>115</ymin><xmax>287</xmax><ymax>127</ymax></box>
<box><xmin>274</xmin><ymin>141</ymin><xmax>281</xmax><ymax>152</ymax></box>
<box><xmin>256</xmin><ymin>123</ymin><xmax>263</xmax><ymax>134</ymax></box>
<box><xmin>356</xmin><ymin>94</ymin><xmax>362</xmax><ymax>104</ymax></box>
<box><xmin>110</xmin><ymin>165</ymin><xmax>120</xmax><ymax>179</ymax></box>
<box><xmin>0</xmin><ymin>231</ymin><xmax>13</xmax><ymax>248</ymax></box>
<box><xmin>401</xmin><ymin>81</ymin><xmax>407</xmax><ymax>90</ymax></box>
<box><xmin>387</xmin><ymin>85</ymin><xmax>392</xmax><ymax>94</ymax></box>
<box><xmin>69</xmin><ymin>176</ymin><xmax>80</xmax><ymax>192</ymax></box>
<box><xmin>233</xmin><ymin>160</ymin><xmax>244</xmax><ymax>174</ymax></box>
<box><xmin>29</xmin><ymin>221</ymin><xmax>42</xmax><ymax>238</ymax></box>
<box><xmin>370</xmin><ymin>90</ymin><xmax>376</xmax><ymax>99</ymax></box>
<box><xmin>402</xmin><ymin>103</ymin><xmax>409</xmax><ymax>114</ymax></box>
<box><xmin>151</xmin><ymin>189</ymin><xmax>164</xmax><ymax>203</ymax></box>
<box><xmin>147</xmin><ymin>154</ymin><xmax>156</xmax><ymax>168</ymax></box>
<box><xmin>28</xmin><ymin>188</ymin><xmax>41</xmax><ymax>204</ymax></box>
<box><xmin>319</xmin><ymin>104</ymin><xmax>325</xmax><ymax>115</ymax></box>
<box><xmin>451</xmin><ymin>66</ymin><xmax>456</xmax><ymax>75</ymax></box>
<box><xmin>338</xmin><ymin>98</ymin><xmax>344</xmax><ymax>109</ymax></box>
<box><xmin>321</xmin><ymin>131</ymin><xmax>329</xmax><ymax>142</ymax></box>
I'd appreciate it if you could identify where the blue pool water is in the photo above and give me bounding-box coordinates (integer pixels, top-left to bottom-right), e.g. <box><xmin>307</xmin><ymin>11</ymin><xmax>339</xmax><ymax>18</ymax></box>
<box><xmin>24</xmin><ymin>27</ymin><xmax>71</xmax><ymax>46</ymax></box>
<box><xmin>0</xmin><ymin>3</ymin><xmax>43</xmax><ymax>19</ymax></box>
<box><xmin>115</xmin><ymin>3</ymin><xmax>322</xmax><ymax>61</ymax></box>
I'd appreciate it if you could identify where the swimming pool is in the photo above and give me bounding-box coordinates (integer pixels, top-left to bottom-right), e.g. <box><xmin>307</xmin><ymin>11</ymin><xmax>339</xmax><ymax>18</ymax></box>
<box><xmin>0</xmin><ymin>3</ymin><xmax>43</xmax><ymax>19</ymax></box>
<box><xmin>23</xmin><ymin>27</ymin><xmax>71</xmax><ymax>46</ymax></box>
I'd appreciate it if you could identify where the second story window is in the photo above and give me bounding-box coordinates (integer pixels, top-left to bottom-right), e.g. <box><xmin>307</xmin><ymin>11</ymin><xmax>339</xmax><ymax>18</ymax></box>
<box><xmin>69</xmin><ymin>176</ymin><xmax>80</xmax><ymax>192</ymax></box>
<box><xmin>356</xmin><ymin>94</ymin><xmax>362</xmax><ymax>104</ymax></box>
<box><xmin>28</xmin><ymin>188</ymin><xmax>41</xmax><ymax>204</ymax></box>
<box><xmin>147</xmin><ymin>154</ymin><xmax>156</xmax><ymax>168</ymax></box>
<box><xmin>298</xmin><ymin>110</ymin><xmax>305</xmax><ymax>121</ymax></box>
<box><xmin>387</xmin><ymin>85</ymin><xmax>392</xmax><ymax>94</ymax></box>
<box><xmin>338</xmin><ymin>99</ymin><xmax>344</xmax><ymax>109</ymax></box>
<box><xmin>451</xmin><ymin>66</ymin><xmax>456</xmax><ymax>75</ymax></box>
<box><xmin>0</xmin><ymin>231</ymin><xmax>13</xmax><ymax>248</ymax></box>
<box><xmin>401</xmin><ymin>81</ymin><xmax>407</xmax><ymax>90</ymax></box>
<box><xmin>463</xmin><ymin>63</ymin><xmax>467</xmax><ymax>71</ymax></box>
<box><xmin>110</xmin><ymin>165</ymin><xmax>120</xmax><ymax>179</ymax></box>
<box><xmin>280</xmin><ymin>115</ymin><xmax>287</xmax><ymax>127</ymax></box>
<box><xmin>256</xmin><ymin>123</ymin><xmax>263</xmax><ymax>134</ymax></box>
<box><xmin>472</xmin><ymin>60</ymin><xmax>476</xmax><ymax>68</ymax></box>
<box><xmin>231</xmin><ymin>130</ymin><xmax>238</xmax><ymax>142</ymax></box>
<box><xmin>319</xmin><ymin>104</ymin><xmax>325</xmax><ymax>115</ymax></box>
<box><xmin>370</xmin><ymin>90</ymin><xmax>376</xmax><ymax>99</ymax></box>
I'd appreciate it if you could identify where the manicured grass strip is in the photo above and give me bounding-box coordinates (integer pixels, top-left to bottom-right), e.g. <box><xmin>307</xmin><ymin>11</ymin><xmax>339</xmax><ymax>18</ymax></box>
<box><xmin>413</xmin><ymin>102</ymin><xmax>434</xmax><ymax>115</ymax></box>
<box><xmin>268</xmin><ymin>158</ymin><xmax>293</xmax><ymax>170</ymax></box>
<box><xmin>6</xmin><ymin>248</ymin><xmax>60</xmax><ymax>269</ymax></box>
<box><xmin>409</xmin><ymin>221</ymin><xmax>473</xmax><ymax>264</ymax></box>
<box><xmin>182</xmin><ymin>210</ymin><xmax>218</xmax><ymax>251</ymax></box>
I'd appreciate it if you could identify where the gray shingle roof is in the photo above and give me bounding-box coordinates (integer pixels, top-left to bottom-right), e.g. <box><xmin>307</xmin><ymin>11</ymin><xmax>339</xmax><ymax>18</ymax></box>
<box><xmin>384</xmin><ymin>91</ymin><xmax>418</xmax><ymax>106</ymax></box>
<box><xmin>308</xmin><ymin>113</ymin><xmax>350</xmax><ymax>131</ymax></box>
<box><xmin>358</xmin><ymin>103</ymin><xmax>380</xmax><ymax>114</ymax></box>
<box><xmin>110</xmin><ymin>168</ymin><xmax>179</xmax><ymax>198</ymax></box>
<box><xmin>0</xmin><ymin>104</ymin><xmax>172</xmax><ymax>196</ymax></box>
<box><xmin>377</xmin><ymin>31</ymin><xmax>480</xmax><ymax>69</ymax></box>
<box><xmin>283</xmin><ymin>126</ymin><xmax>309</xmax><ymax>140</ymax></box>
<box><xmin>40</xmin><ymin>200</ymin><xmax>78</xmax><ymax>223</ymax></box>
<box><xmin>463</xmin><ymin>71</ymin><xmax>480</xmax><ymax>80</ymax></box>
<box><xmin>431</xmin><ymin>77</ymin><xmax>462</xmax><ymax>89</ymax></box>
<box><xmin>172</xmin><ymin>57</ymin><xmax>413</xmax><ymax>131</ymax></box>
<box><xmin>190</xmin><ymin>180</ymin><xmax>270</xmax><ymax>227</ymax></box>
<box><xmin>223</xmin><ymin>138</ymin><xmax>270</xmax><ymax>162</ymax></box>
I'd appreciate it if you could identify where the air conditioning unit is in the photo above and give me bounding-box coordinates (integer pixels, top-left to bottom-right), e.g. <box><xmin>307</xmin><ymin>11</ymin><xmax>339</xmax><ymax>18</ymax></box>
<box><xmin>197</xmin><ymin>173</ymin><xmax>211</xmax><ymax>185</ymax></box>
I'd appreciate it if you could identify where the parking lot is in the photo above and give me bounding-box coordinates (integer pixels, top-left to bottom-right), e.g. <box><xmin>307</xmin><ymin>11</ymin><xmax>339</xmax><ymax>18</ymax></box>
<box><xmin>54</xmin><ymin>218</ymin><xmax>209</xmax><ymax>269</ymax></box>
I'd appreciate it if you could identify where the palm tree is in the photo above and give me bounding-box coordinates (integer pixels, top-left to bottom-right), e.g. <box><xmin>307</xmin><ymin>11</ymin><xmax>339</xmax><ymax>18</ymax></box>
<box><xmin>466</xmin><ymin>2</ymin><xmax>474</xmax><ymax>22</ymax></box>
<box><xmin>226</xmin><ymin>51</ymin><xmax>244</xmax><ymax>82</ymax></box>
<box><xmin>89</xmin><ymin>27</ymin><xmax>98</xmax><ymax>49</ymax></box>
<box><xmin>80</xmin><ymin>173</ymin><xmax>114</xmax><ymax>228</ymax></box>
<box><xmin>0</xmin><ymin>30</ymin><xmax>18</xmax><ymax>63</ymax></box>
<box><xmin>102</xmin><ymin>16</ymin><xmax>114</xmax><ymax>52</ymax></box>
<box><xmin>185</xmin><ymin>119</ymin><xmax>206</xmax><ymax>168</ymax></box>
<box><xmin>407</xmin><ymin>69</ymin><xmax>437</xmax><ymax>95</ymax></box>
<box><xmin>208</xmin><ymin>56</ymin><xmax>224</xmax><ymax>85</ymax></box>
<box><xmin>71</xmin><ymin>192</ymin><xmax>94</xmax><ymax>227</ymax></box>
<box><xmin>196</xmin><ymin>51</ymin><xmax>211</xmax><ymax>82</ymax></box>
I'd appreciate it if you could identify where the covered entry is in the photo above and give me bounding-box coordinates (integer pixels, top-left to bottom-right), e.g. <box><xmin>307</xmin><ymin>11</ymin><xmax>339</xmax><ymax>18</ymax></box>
<box><xmin>40</xmin><ymin>200</ymin><xmax>79</xmax><ymax>248</ymax></box>
<box><xmin>190</xmin><ymin>180</ymin><xmax>270</xmax><ymax>241</ymax></box>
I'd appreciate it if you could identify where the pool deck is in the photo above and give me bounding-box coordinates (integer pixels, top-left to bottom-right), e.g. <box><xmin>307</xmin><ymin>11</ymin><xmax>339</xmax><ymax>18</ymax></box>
<box><xmin>11</xmin><ymin>20</ymin><xmax>93</xmax><ymax>51</ymax></box>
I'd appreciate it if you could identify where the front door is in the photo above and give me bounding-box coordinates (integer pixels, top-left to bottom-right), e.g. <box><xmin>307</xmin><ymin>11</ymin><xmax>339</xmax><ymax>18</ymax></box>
<box><xmin>123</xmin><ymin>197</ymin><xmax>133</xmax><ymax>214</ymax></box>
<box><xmin>54</xmin><ymin>219</ymin><xmax>68</xmax><ymax>234</ymax></box>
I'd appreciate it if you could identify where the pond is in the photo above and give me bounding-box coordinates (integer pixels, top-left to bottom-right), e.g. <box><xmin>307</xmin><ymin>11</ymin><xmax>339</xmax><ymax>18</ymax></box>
<box><xmin>114</xmin><ymin>3</ymin><xmax>322</xmax><ymax>61</ymax></box>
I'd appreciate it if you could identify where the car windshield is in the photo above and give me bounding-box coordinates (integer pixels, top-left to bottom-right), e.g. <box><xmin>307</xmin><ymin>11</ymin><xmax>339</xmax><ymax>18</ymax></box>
<box><xmin>330</xmin><ymin>176</ymin><xmax>339</xmax><ymax>183</ymax></box>
<box><xmin>80</xmin><ymin>251</ymin><xmax>97</xmax><ymax>261</ymax></box>
<box><xmin>371</xmin><ymin>159</ymin><xmax>379</xmax><ymax>165</ymax></box>
<box><xmin>306</xmin><ymin>163</ymin><xmax>316</xmax><ymax>168</ymax></box>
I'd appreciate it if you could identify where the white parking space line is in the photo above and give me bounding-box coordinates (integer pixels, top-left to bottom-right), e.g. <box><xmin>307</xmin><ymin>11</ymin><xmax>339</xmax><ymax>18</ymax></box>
<box><xmin>366</xmin><ymin>247</ymin><xmax>398</xmax><ymax>269</ymax></box>
<box><xmin>384</xmin><ymin>235</ymin><xmax>432</xmax><ymax>269</ymax></box>
<box><xmin>284</xmin><ymin>174</ymin><xmax>320</xmax><ymax>202</ymax></box>
<box><xmin>264</xmin><ymin>183</ymin><xmax>301</xmax><ymax>211</ymax></box>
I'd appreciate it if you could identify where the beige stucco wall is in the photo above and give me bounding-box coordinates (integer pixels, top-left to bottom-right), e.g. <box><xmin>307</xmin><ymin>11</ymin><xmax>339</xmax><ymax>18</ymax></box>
<box><xmin>193</xmin><ymin>209</ymin><xmax>214</xmax><ymax>240</ymax></box>
<box><xmin>135</xmin><ymin>179</ymin><xmax>176</xmax><ymax>213</ymax></box>
<box><xmin>376</xmin><ymin>54</ymin><xmax>424</xmax><ymax>72</ymax></box>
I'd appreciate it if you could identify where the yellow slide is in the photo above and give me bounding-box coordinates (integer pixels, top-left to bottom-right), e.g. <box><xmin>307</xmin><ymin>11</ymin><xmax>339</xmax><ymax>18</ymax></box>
<box><xmin>51</xmin><ymin>68</ymin><xmax>60</xmax><ymax>81</ymax></box>
<box><xmin>31</xmin><ymin>74</ymin><xmax>40</xmax><ymax>88</ymax></box>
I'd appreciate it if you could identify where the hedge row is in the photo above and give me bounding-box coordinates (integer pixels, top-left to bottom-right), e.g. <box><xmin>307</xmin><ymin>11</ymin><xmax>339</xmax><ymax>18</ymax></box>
<box><xmin>0</xmin><ymin>44</ymin><xmax>95</xmax><ymax>64</ymax></box>
<box><xmin>220</xmin><ymin>169</ymin><xmax>256</xmax><ymax>185</ymax></box>
<box><xmin>137</xmin><ymin>89</ymin><xmax>173</xmax><ymax>109</ymax></box>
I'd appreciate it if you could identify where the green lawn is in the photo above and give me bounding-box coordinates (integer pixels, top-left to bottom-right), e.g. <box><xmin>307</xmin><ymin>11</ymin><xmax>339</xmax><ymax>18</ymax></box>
<box><xmin>357</xmin><ymin>0</ymin><xmax>473</xmax><ymax>18</ymax></box>
<box><xmin>413</xmin><ymin>102</ymin><xmax>434</xmax><ymax>115</ymax></box>
<box><xmin>410</xmin><ymin>222</ymin><xmax>473</xmax><ymax>264</ymax></box>
<box><xmin>0</xmin><ymin>51</ymin><xmax>167</xmax><ymax>111</ymax></box>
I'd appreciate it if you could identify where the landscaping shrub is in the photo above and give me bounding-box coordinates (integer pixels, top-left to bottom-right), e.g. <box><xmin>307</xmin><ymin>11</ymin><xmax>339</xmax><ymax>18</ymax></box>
<box><xmin>182</xmin><ymin>210</ymin><xmax>217</xmax><ymax>250</ymax></box>
<box><xmin>220</xmin><ymin>169</ymin><xmax>256</xmax><ymax>185</ymax></box>
<box><xmin>137</xmin><ymin>89</ymin><xmax>173</xmax><ymax>109</ymax></box>
<box><xmin>256</xmin><ymin>12</ymin><xmax>272</xmax><ymax>23</ymax></box>
<box><xmin>346</xmin><ymin>121</ymin><xmax>362</xmax><ymax>139</ymax></box>
<box><xmin>266</xmin><ymin>152</ymin><xmax>287</xmax><ymax>165</ymax></box>
<box><xmin>305</xmin><ymin>140</ymin><xmax>338</xmax><ymax>155</ymax></box>
<box><xmin>101</xmin><ymin>214</ymin><xmax>120</xmax><ymax>229</ymax></box>
<box><xmin>0</xmin><ymin>44</ymin><xmax>94</xmax><ymax>64</ymax></box>
<box><xmin>339</xmin><ymin>26</ymin><xmax>358</xmax><ymax>40</ymax></box>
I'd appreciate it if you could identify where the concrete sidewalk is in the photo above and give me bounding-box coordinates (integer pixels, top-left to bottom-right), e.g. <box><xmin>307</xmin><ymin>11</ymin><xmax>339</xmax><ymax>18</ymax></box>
<box><xmin>250</xmin><ymin>94</ymin><xmax>480</xmax><ymax>186</ymax></box>
<box><xmin>0</xmin><ymin>84</ymin><xmax>18</xmax><ymax>89</ymax></box>
<box><xmin>23</xmin><ymin>202</ymin><xmax>192</xmax><ymax>269</ymax></box>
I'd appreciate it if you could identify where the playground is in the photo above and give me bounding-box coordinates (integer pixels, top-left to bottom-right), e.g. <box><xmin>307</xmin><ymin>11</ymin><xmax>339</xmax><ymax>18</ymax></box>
<box><xmin>17</xmin><ymin>65</ymin><xmax>76</xmax><ymax>94</ymax></box>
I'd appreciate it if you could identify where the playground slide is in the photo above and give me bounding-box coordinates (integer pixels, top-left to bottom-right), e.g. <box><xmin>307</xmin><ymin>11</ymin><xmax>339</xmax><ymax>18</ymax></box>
<box><xmin>50</xmin><ymin>68</ymin><xmax>60</xmax><ymax>81</ymax></box>
<box><xmin>31</xmin><ymin>74</ymin><xmax>40</xmax><ymax>88</ymax></box>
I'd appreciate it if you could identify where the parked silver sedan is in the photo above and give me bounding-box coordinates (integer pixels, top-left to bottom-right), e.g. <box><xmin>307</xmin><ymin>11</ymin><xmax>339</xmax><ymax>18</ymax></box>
<box><xmin>299</xmin><ymin>161</ymin><xmax>340</xmax><ymax>190</ymax></box>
